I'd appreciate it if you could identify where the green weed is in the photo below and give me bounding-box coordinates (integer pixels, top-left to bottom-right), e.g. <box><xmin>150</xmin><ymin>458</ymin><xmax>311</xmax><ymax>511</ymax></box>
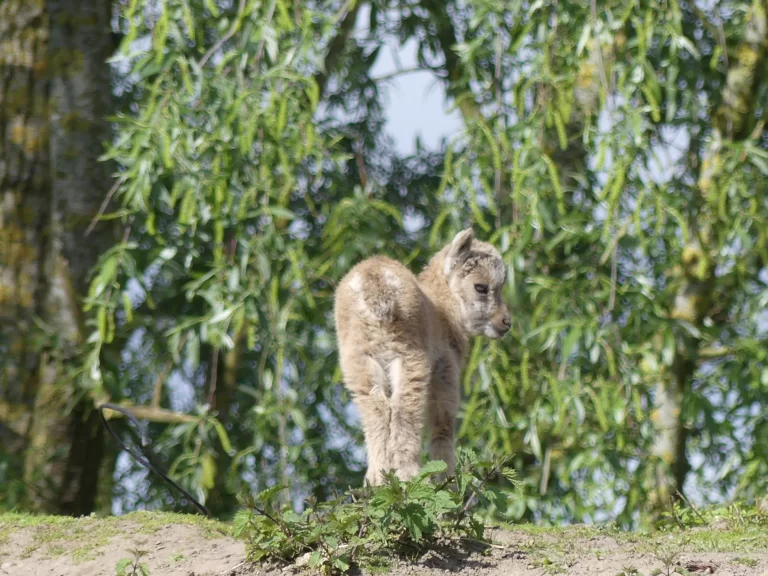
<box><xmin>233</xmin><ymin>449</ymin><xmax>520</xmax><ymax>575</ymax></box>
<box><xmin>115</xmin><ymin>548</ymin><xmax>150</xmax><ymax>576</ymax></box>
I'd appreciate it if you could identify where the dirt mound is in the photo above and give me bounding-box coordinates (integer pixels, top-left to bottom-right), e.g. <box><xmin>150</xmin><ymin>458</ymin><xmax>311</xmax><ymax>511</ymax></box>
<box><xmin>1</xmin><ymin>512</ymin><xmax>766</xmax><ymax>576</ymax></box>
<box><xmin>0</xmin><ymin>512</ymin><xmax>242</xmax><ymax>576</ymax></box>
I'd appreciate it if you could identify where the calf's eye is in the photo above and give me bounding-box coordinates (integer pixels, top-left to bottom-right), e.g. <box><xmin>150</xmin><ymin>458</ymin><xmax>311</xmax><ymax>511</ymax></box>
<box><xmin>474</xmin><ymin>284</ymin><xmax>488</xmax><ymax>295</ymax></box>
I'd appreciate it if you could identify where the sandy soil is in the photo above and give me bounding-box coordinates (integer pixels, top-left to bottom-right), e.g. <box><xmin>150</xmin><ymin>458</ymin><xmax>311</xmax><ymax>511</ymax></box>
<box><xmin>0</xmin><ymin>513</ymin><xmax>766</xmax><ymax>576</ymax></box>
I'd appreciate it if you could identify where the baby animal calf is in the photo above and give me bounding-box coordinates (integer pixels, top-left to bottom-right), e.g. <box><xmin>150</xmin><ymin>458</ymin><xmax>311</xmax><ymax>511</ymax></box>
<box><xmin>334</xmin><ymin>228</ymin><xmax>510</xmax><ymax>485</ymax></box>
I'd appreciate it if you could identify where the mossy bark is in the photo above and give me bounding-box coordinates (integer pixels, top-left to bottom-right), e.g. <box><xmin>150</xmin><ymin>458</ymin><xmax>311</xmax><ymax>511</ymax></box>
<box><xmin>0</xmin><ymin>0</ymin><xmax>115</xmax><ymax>515</ymax></box>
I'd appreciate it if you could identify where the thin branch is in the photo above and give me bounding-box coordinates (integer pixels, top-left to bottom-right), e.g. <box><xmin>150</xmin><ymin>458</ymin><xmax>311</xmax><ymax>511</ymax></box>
<box><xmin>714</xmin><ymin>10</ymin><xmax>730</xmax><ymax>70</ymax></box>
<box><xmin>207</xmin><ymin>346</ymin><xmax>220</xmax><ymax>408</ymax></box>
<box><xmin>100</xmin><ymin>403</ymin><xmax>199</xmax><ymax>424</ymax></box>
<box><xmin>608</xmin><ymin>233</ymin><xmax>618</xmax><ymax>313</ymax></box>
<box><xmin>200</xmin><ymin>0</ymin><xmax>246</xmax><ymax>67</ymax></box>
<box><xmin>697</xmin><ymin>346</ymin><xmax>733</xmax><ymax>359</ymax></box>
<box><xmin>675</xmin><ymin>489</ymin><xmax>707</xmax><ymax>525</ymax></box>
<box><xmin>494</xmin><ymin>33</ymin><xmax>503</xmax><ymax>229</ymax></box>
<box><xmin>371</xmin><ymin>66</ymin><xmax>431</xmax><ymax>83</ymax></box>
<box><xmin>84</xmin><ymin>175</ymin><xmax>125</xmax><ymax>237</ymax></box>
<box><xmin>151</xmin><ymin>359</ymin><xmax>175</xmax><ymax>408</ymax></box>
<box><xmin>355</xmin><ymin>140</ymin><xmax>368</xmax><ymax>192</ymax></box>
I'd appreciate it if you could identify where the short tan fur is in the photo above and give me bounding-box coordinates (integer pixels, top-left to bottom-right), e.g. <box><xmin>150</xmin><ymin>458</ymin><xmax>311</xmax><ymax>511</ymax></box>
<box><xmin>334</xmin><ymin>228</ymin><xmax>510</xmax><ymax>485</ymax></box>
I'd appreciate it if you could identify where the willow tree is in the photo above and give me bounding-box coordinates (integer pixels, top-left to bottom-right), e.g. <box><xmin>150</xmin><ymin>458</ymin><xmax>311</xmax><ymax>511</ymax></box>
<box><xmin>5</xmin><ymin>0</ymin><xmax>766</xmax><ymax>527</ymax></box>
<box><xmin>0</xmin><ymin>0</ymin><xmax>115</xmax><ymax>514</ymax></box>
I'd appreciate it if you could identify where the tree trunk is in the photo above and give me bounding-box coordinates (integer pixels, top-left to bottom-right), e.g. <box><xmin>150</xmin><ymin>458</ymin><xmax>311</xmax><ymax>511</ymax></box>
<box><xmin>0</xmin><ymin>0</ymin><xmax>115</xmax><ymax>515</ymax></box>
<box><xmin>205</xmin><ymin>338</ymin><xmax>242</xmax><ymax>518</ymax></box>
<box><xmin>648</xmin><ymin>338</ymin><xmax>696</xmax><ymax>517</ymax></box>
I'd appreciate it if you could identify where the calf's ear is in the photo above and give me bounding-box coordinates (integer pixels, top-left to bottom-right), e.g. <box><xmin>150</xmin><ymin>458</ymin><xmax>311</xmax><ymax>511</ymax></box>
<box><xmin>443</xmin><ymin>228</ymin><xmax>473</xmax><ymax>275</ymax></box>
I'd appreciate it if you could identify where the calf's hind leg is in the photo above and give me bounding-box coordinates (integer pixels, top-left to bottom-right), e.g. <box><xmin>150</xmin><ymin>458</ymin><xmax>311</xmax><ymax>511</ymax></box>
<box><xmin>341</xmin><ymin>353</ymin><xmax>393</xmax><ymax>486</ymax></box>
<box><xmin>355</xmin><ymin>390</ymin><xmax>391</xmax><ymax>486</ymax></box>
<box><xmin>387</xmin><ymin>352</ymin><xmax>430</xmax><ymax>481</ymax></box>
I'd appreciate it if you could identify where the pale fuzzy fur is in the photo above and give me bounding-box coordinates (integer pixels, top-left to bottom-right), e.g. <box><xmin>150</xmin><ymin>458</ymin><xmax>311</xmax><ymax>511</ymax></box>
<box><xmin>334</xmin><ymin>228</ymin><xmax>510</xmax><ymax>485</ymax></box>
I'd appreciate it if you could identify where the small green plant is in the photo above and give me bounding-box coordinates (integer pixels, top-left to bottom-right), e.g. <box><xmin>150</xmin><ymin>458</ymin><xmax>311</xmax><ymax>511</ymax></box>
<box><xmin>528</xmin><ymin>556</ymin><xmax>566</xmax><ymax>574</ymax></box>
<box><xmin>733</xmin><ymin>556</ymin><xmax>758</xmax><ymax>567</ymax></box>
<box><xmin>650</xmin><ymin>547</ymin><xmax>688</xmax><ymax>576</ymax></box>
<box><xmin>115</xmin><ymin>548</ymin><xmax>150</xmax><ymax>576</ymax></box>
<box><xmin>233</xmin><ymin>449</ymin><xmax>519</xmax><ymax>575</ymax></box>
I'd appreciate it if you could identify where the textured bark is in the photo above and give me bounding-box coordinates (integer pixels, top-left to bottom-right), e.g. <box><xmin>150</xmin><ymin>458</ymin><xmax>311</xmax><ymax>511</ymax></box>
<box><xmin>205</xmin><ymin>337</ymin><xmax>243</xmax><ymax>518</ymax></box>
<box><xmin>0</xmin><ymin>0</ymin><xmax>51</xmax><ymax>403</ymax></box>
<box><xmin>648</xmin><ymin>344</ymin><xmax>696</xmax><ymax>516</ymax></box>
<box><xmin>0</xmin><ymin>0</ymin><xmax>54</xmax><ymax>499</ymax></box>
<box><xmin>648</xmin><ymin>238</ymin><xmax>714</xmax><ymax>518</ymax></box>
<box><xmin>0</xmin><ymin>0</ymin><xmax>115</xmax><ymax>515</ymax></box>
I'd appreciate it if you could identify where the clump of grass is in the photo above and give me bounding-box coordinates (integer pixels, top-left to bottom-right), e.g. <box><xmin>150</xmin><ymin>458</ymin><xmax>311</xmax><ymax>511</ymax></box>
<box><xmin>656</xmin><ymin>499</ymin><xmax>768</xmax><ymax>531</ymax></box>
<box><xmin>733</xmin><ymin>556</ymin><xmax>758</xmax><ymax>568</ymax></box>
<box><xmin>233</xmin><ymin>448</ymin><xmax>520</xmax><ymax>575</ymax></box>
